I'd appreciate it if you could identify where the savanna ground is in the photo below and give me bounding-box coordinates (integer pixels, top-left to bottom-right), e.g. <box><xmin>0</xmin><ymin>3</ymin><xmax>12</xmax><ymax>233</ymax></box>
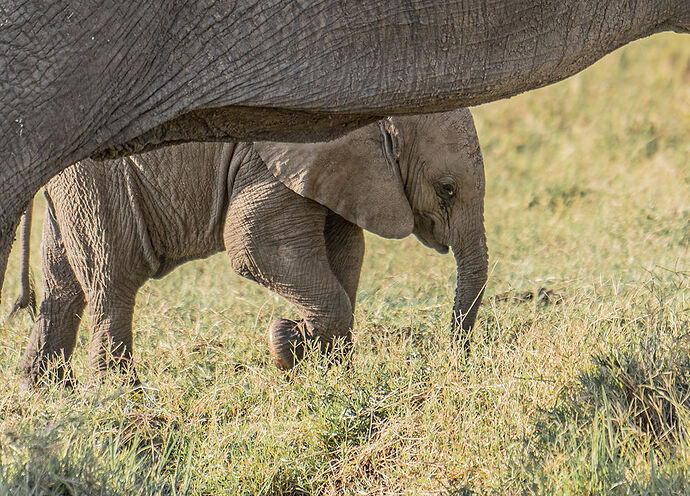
<box><xmin>1</xmin><ymin>34</ymin><xmax>688</xmax><ymax>495</ymax></box>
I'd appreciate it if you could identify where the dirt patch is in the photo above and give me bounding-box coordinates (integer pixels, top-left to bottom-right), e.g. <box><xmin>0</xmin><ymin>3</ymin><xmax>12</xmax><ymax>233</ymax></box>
<box><xmin>491</xmin><ymin>287</ymin><xmax>564</xmax><ymax>306</ymax></box>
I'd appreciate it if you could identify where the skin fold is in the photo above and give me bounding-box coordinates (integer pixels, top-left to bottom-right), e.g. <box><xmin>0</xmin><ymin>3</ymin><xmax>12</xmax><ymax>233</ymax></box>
<box><xmin>18</xmin><ymin>109</ymin><xmax>488</xmax><ymax>386</ymax></box>
<box><xmin>1</xmin><ymin>1</ymin><xmax>688</xmax><ymax>305</ymax></box>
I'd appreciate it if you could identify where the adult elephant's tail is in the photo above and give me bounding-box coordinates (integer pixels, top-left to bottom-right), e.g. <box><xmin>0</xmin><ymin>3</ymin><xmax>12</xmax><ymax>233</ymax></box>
<box><xmin>9</xmin><ymin>199</ymin><xmax>35</xmax><ymax>319</ymax></box>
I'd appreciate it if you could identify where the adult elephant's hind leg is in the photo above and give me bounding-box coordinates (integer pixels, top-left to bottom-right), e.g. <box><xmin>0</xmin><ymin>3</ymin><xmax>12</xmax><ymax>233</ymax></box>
<box><xmin>20</xmin><ymin>204</ymin><xmax>86</xmax><ymax>389</ymax></box>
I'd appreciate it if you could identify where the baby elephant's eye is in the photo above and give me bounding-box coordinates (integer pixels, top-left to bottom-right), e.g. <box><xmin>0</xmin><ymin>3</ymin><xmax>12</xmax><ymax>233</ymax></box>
<box><xmin>435</xmin><ymin>181</ymin><xmax>456</xmax><ymax>201</ymax></box>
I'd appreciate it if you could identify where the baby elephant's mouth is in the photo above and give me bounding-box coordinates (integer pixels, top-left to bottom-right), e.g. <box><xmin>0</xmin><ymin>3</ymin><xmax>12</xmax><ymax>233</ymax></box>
<box><xmin>414</xmin><ymin>232</ymin><xmax>449</xmax><ymax>254</ymax></box>
<box><xmin>413</xmin><ymin>217</ymin><xmax>449</xmax><ymax>254</ymax></box>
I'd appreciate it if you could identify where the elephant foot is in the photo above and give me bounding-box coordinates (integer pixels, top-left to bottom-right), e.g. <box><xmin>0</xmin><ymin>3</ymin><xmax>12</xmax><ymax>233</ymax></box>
<box><xmin>87</xmin><ymin>355</ymin><xmax>141</xmax><ymax>389</ymax></box>
<box><xmin>268</xmin><ymin>319</ymin><xmax>353</xmax><ymax>371</ymax></box>
<box><xmin>20</xmin><ymin>356</ymin><xmax>77</xmax><ymax>391</ymax></box>
<box><xmin>268</xmin><ymin>319</ymin><xmax>308</xmax><ymax>370</ymax></box>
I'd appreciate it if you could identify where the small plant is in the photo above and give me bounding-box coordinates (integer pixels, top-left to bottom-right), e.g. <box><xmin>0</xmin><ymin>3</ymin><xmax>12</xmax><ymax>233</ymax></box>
<box><xmin>579</xmin><ymin>337</ymin><xmax>690</xmax><ymax>445</ymax></box>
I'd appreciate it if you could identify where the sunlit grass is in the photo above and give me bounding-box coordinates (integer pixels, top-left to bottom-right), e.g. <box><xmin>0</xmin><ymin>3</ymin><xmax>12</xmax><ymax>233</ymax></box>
<box><xmin>1</xmin><ymin>33</ymin><xmax>688</xmax><ymax>495</ymax></box>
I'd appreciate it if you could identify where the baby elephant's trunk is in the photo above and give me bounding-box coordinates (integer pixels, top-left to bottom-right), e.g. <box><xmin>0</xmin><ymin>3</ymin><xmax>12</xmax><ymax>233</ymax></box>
<box><xmin>451</xmin><ymin>226</ymin><xmax>488</xmax><ymax>350</ymax></box>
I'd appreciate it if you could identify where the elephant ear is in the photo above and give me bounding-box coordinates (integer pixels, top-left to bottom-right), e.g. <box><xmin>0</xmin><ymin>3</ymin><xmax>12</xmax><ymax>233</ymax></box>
<box><xmin>253</xmin><ymin>119</ymin><xmax>414</xmax><ymax>239</ymax></box>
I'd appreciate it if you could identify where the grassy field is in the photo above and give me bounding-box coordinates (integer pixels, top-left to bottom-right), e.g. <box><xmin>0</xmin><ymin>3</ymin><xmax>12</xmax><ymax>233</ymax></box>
<box><xmin>1</xmin><ymin>33</ymin><xmax>689</xmax><ymax>495</ymax></box>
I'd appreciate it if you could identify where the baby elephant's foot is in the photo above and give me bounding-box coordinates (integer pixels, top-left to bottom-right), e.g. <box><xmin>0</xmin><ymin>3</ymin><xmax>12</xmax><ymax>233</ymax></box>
<box><xmin>267</xmin><ymin>319</ymin><xmax>353</xmax><ymax>370</ymax></box>
<box><xmin>268</xmin><ymin>319</ymin><xmax>307</xmax><ymax>370</ymax></box>
<box><xmin>20</xmin><ymin>357</ymin><xmax>77</xmax><ymax>392</ymax></box>
<box><xmin>87</xmin><ymin>356</ymin><xmax>141</xmax><ymax>390</ymax></box>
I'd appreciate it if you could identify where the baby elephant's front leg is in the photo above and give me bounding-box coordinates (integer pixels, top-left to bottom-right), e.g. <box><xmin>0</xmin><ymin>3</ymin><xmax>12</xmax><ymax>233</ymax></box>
<box><xmin>225</xmin><ymin>159</ymin><xmax>358</xmax><ymax>369</ymax></box>
<box><xmin>269</xmin><ymin>212</ymin><xmax>364</xmax><ymax>368</ymax></box>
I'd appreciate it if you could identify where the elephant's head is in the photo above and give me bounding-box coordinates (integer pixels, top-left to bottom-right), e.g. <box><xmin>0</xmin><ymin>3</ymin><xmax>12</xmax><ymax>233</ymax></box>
<box><xmin>254</xmin><ymin>108</ymin><xmax>487</xmax><ymax>345</ymax></box>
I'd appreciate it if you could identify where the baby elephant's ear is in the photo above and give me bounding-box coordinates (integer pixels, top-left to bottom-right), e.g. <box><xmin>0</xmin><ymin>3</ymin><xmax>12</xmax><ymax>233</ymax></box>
<box><xmin>253</xmin><ymin>122</ymin><xmax>414</xmax><ymax>239</ymax></box>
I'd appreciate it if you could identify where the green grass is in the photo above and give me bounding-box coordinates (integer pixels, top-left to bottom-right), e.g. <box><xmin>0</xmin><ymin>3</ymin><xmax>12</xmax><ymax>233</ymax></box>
<box><xmin>1</xmin><ymin>33</ymin><xmax>689</xmax><ymax>495</ymax></box>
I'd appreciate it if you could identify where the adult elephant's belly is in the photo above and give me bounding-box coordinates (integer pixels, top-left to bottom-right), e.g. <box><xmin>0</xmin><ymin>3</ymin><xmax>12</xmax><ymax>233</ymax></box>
<box><xmin>91</xmin><ymin>107</ymin><xmax>382</xmax><ymax>160</ymax></box>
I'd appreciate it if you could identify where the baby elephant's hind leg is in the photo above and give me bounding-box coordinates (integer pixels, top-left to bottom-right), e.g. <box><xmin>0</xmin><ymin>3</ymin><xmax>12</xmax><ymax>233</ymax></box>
<box><xmin>85</xmin><ymin>285</ymin><xmax>142</xmax><ymax>384</ymax></box>
<box><xmin>20</xmin><ymin>205</ymin><xmax>85</xmax><ymax>388</ymax></box>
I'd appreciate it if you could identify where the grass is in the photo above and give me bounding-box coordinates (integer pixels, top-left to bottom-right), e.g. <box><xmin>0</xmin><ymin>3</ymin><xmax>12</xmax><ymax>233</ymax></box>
<box><xmin>1</xmin><ymin>33</ymin><xmax>689</xmax><ymax>495</ymax></box>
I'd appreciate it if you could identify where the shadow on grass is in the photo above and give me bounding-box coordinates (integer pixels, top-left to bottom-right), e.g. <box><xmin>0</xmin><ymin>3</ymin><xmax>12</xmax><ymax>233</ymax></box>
<box><xmin>0</xmin><ymin>414</ymin><xmax>193</xmax><ymax>496</ymax></box>
<box><xmin>515</xmin><ymin>274</ymin><xmax>690</xmax><ymax>493</ymax></box>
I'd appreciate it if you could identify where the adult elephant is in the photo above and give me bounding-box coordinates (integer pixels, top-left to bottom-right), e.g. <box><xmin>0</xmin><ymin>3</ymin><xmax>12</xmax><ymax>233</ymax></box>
<box><xmin>1</xmin><ymin>0</ymin><xmax>688</xmax><ymax>308</ymax></box>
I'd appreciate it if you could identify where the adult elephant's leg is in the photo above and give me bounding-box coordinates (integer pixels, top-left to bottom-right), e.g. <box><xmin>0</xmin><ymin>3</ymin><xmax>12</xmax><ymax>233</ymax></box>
<box><xmin>225</xmin><ymin>161</ymin><xmax>354</xmax><ymax>370</ymax></box>
<box><xmin>323</xmin><ymin>213</ymin><xmax>364</xmax><ymax>313</ymax></box>
<box><xmin>20</xmin><ymin>202</ymin><xmax>86</xmax><ymax>388</ymax></box>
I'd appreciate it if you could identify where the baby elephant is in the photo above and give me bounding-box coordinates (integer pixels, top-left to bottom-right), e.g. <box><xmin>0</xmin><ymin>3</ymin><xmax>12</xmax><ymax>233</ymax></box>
<box><xmin>19</xmin><ymin>108</ymin><xmax>487</xmax><ymax>387</ymax></box>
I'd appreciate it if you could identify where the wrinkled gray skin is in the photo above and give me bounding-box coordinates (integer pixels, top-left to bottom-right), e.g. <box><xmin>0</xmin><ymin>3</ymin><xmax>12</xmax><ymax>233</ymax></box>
<box><xmin>2</xmin><ymin>1</ymin><xmax>688</xmax><ymax>307</ymax></box>
<box><xmin>19</xmin><ymin>109</ymin><xmax>487</xmax><ymax>386</ymax></box>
